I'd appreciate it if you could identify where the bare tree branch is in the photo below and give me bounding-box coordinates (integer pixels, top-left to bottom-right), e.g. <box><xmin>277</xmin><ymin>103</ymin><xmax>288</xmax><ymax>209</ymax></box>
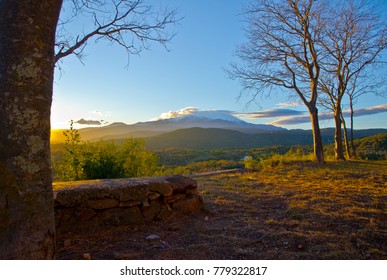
<box><xmin>317</xmin><ymin>0</ymin><xmax>386</xmax><ymax>159</ymax></box>
<box><xmin>55</xmin><ymin>0</ymin><xmax>180</xmax><ymax>64</ymax></box>
<box><xmin>227</xmin><ymin>0</ymin><xmax>326</xmax><ymax>162</ymax></box>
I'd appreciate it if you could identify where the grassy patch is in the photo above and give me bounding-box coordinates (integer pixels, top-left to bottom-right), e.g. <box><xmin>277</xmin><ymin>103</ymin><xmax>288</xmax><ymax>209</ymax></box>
<box><xmin>56</xmin><ymin>160</ymin><xmax>386</xmax><ymax>260</ymax></box>
<box><xmin>196</xmin><ymin>160</ymin><xmax>387</xmax><ymax>259</ymax></box>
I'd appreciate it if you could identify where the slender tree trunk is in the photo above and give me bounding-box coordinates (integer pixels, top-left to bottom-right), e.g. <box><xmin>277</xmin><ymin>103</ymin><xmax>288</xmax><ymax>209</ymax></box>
<box><xmin>349</xmin><ymin>98</ymin><xmax>357</xmax><ymax>158</ymax></box>
<box><xmin>308</xmin><ymin>106</ymin><xmax>325</xmax><ymax>163</ymax></box>
<box><xmin>333</xmin><ymin>106</ymin><xmax>346</xmax><ymax>161</ymax></box>
<box><xmin>0</xmin><ymin>0</ymin><xmax>62</xmax><ymax>259</ymax></box>
<box><xmin>341</xmin><ymin>113</ymin><xmax>351</xmax><ymax>159</ymax></box>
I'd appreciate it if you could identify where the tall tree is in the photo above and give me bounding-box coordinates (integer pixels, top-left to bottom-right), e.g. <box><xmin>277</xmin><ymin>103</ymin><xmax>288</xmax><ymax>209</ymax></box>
<box><xmin>318</xmin><ymin>0</ymin><xmax>386</xmax><ymax>161</ymax></box>
<box><xmin>0</xmin><ymin>0</ymin><xmax>178</xmax><ymax>259</ymax></box>
<box><xmin>229</xmin><ymin>0</ymin><xmax>325</xmax><ymax>162</ymax></box>
<box><xmin>344</xmin><ymin>72</ymin><xmax>386</xmax><ymax>158</ymax></box>
<box><xmin>0</xmin><ymin>0</ymin><xmax>63</xmax><ymax>259</ymax></box>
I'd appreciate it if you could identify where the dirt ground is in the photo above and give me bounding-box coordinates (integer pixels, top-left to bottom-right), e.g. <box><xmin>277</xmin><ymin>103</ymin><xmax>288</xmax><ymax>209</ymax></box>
<box><xmin>56</xmin><ymin>161</ymin><xmax>386</xmax><ymax>260</ymax></box>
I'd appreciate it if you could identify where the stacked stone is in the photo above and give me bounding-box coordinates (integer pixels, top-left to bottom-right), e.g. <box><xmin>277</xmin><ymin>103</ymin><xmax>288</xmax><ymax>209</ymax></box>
<box><xmin>53</xmin><ymin>175</ymin><xmax>202</xmax><ymax>233</ymax></box>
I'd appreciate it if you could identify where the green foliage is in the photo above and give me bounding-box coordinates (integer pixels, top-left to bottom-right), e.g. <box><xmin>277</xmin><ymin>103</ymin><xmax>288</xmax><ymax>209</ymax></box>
<box><xmin>243</xmin><ymin>156</ymin><xmax>260</xmax><ymax>170</ymax></box>
<box><xmin>355</xmin><ymin>133</ymin><xmax>387</xmax><ymax>160</ymax></box>
<box><xmin>81</xmin><ymin>141</ymin><xmax>123</xmax><ymax>179</ymax></box>
<box><xmin>120</xmin><ymin>138</ymin><xmax>159</xmax><ymax>177</ymax></box>
<box><xmin>156</xmin><ymin>159</ymin><xmax>242</xmax><ymax>176</ymax></box>
<box><xmin>52</xmin><ymin>124</ymin><xmax>158</xmax><ymax>181</ymax></box>
<box><xmin>257</xmin><ymin>147</ymin><xmax>315</xmax><ymax>168</ymax></box>
<box><xmin>51</xmin><ymin>130</ymin><xmax>386</xmax><ymax>181</ymax></box>
<box><xmin>53</xmin><ymin>121</ymin><xmax>83</xmax><ymax>181</ymax></box>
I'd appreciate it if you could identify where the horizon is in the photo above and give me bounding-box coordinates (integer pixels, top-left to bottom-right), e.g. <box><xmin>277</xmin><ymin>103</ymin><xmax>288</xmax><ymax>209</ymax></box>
<box><xmin>52</xmin><ymin>0</ymin><xmax>387</xmax><ymax>131</ymax></box>
<box><xmin>51</xmin><ymin>105</ymin><xmax>387</xmax><ymax>132</ymax></box>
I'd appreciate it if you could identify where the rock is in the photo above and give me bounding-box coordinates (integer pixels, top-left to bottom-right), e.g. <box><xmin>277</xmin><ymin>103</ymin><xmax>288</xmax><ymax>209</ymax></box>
<box><xmin>88</xmin><ymin>198</ymin><xmax>118</xmax><ymax>210</ymax></box>
<box><xmin>165</xmin><ymin>175</ymin><xmax>197</xmax><ymax>193</ymax></box>
<box><xmin>76</xmin><ymin>208</ymin><xmax>97</xmax><ymax>222</ymax></box>
<box><xmin>148</xmin><ymin>191</ymin><xmax>162</xmax><ymax>201</ymax></box>
<box><xmin>54</xmin><ymin>175</ymin><xmax>203</xmax><ymax>234</ymax></box>
<box><xmin>119</xmin><ymin>200</ymin><xmax>142</xmax><ymax>207</ymax></box>
<box><xmin>165</xmin><ymin>193</ymin><xmax>186</xmax><ymax>204</ymax></box>
<box><xmin>172</xmin><ymin>195</ymin><xmax>203</xmax><ymax>214</ymax></box>
<box><xmin>186</xmin><ymin>188</ymin><xmax>199</xmax><ymax>195</ymax></box>
<box><xmin>99</xmin><ymin>207</ymin><xmax>144</xmax><ymax>226</ymax></box>
<box><xmin>54</xmin><ymin>179</ymin><xmax>149</xmax><ymax>206</ymax></box>
<box><xmin>145</xmin><ymin>234</ymin><xmax>161</xmax><ymax>240</ymax></box>
<box><xmin>142</xmin><ymin>201</ymin><xmax>162</xmax><ymax>223</ymax></box>
<box><xmin>148</xmin><ymin>181</ymin><xmax>173</xmax><ymax>196</ymax></box>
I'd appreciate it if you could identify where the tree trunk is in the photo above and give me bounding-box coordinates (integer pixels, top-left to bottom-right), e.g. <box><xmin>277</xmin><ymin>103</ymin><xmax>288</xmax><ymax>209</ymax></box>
<box><xmin>333</xmin><ymin>106</ymin><xmax>346</xmax><ymax>161</ymax></box>
<box><xmin>308</xmin><ymin>106</ymin><xmax>325</xmax><ymax>163</ymax></box>
<box><xmin>341</xmin><ymin>113</ymin><xmax>351</xmax><ymax>159</ymax></box>
<box><xmin>0</xmin><ymin>0</ymin><xmax>62</xmax><ymax>259</ymax></box>
<box><xmin>349</xmin><ymin>98</ymin><xmax>357</xmax><ymax>158</ymax></box>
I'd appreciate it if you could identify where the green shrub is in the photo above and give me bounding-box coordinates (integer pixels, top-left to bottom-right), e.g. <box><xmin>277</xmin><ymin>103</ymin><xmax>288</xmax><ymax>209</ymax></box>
<box><xmin>52</xmin><ymin>124</ymin><xmax>158</xmax><ymax>181</ymax></box>
<box><xmin>243</xmin><ymin>156</ymin><xmax>260</xmax><ymax>170</ymax></box>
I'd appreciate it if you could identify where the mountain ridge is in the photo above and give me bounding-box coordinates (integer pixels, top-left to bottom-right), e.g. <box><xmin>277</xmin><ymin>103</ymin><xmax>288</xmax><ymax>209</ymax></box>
<box><xmin>51</xmin><ymin>115</ymin><xmax>285</xmax><ymax>143</ymax></box>
<box><xmin>144</xmin><ymin>127</ymin><xmax>387</xmax><ymax>150</ymax></box>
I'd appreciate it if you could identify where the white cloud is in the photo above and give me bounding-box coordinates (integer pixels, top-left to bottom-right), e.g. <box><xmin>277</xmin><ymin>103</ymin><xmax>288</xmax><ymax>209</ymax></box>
<box><xmin>154</xmin><ymin>107</ymin><xmax>242</xmax><ymax>123</ymax></box>
<box><xmin>158</xmin><ymin>107</ymin><xmax>199</xmax><ymax>120</ymax></box>
<box><xmin>345</xmin><ymin>104</ymin><xmax>387</xmax><ymax>117</ymax></box>
<box><xmin>237</xmin><ymin>109</ymin><xmax>306</xmax><ymax>119</ymax></box>
<box><xmin>151</xmin><ymin>104</ymin><xmax>387</xmax><ymax>127</ymax></box>
<box><xmin>269</xmin><ymin>104</ymin><xmax>387</xmax><ymax>126</ymax></box>
<box><xmin>275</xmin><ymin>102</ymin><xmax>301</xmax><ymax>108</ymax></box>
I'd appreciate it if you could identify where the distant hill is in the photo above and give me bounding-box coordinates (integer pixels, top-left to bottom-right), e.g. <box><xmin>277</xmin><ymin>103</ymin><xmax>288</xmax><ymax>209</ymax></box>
<box><xmin>51</xmin><ymin>114</ymin><xmax>284</xmax><ymax>143</ymax></box>
<box><xmin>355</xmin><ymin>133</ymin><xmax>387</xmax><ymax>160</ymax></box>
<box><xmin>144</xmin><ymin>127</ymin><xmax>387</xmax><ymax>150</ymax></box>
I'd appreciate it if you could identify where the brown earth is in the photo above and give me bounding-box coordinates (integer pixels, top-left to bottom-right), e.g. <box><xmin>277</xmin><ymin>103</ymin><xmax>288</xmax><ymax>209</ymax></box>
<box><xmin>56</xmin><ymin>161</ymin><xmax>386</xmax><ymax>260</ymax></box>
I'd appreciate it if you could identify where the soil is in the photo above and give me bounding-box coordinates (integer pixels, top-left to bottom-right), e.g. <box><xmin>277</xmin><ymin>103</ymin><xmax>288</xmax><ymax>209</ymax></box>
<box><xmin>55</xmin><ymin>161</ymin><xmax>387</xmax><ymax>260</ymax></box>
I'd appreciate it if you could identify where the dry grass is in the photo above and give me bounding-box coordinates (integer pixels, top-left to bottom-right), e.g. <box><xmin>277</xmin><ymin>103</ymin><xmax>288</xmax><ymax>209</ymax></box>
<box><xmin>56</xmin><ymin>160</ymin><xmax>386</xmax><ymax>260</ymax></box>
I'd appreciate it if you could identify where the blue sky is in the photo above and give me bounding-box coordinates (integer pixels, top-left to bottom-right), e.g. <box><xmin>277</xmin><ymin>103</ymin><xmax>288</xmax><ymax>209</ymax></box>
<box><xmin>52</xmin><ymin>0</ymin><xmax>387</xmax><ymax>130</ymax></box>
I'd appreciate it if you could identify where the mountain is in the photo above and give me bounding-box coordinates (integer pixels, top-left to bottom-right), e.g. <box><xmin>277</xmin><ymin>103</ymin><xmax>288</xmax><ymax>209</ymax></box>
<box><xmin>51</xmin><ymin>112</ymin><xmax>284</xmax><ymax>143</ymax></box>
<box><xmin>144</xmin><ymin>127</ymin><xmax>387</xmax><ymax>150</ymax></box>
<box><xmin>132</xmin><ymin>114</ymin><xmax>284</xmax><ymax>133</ymax></box>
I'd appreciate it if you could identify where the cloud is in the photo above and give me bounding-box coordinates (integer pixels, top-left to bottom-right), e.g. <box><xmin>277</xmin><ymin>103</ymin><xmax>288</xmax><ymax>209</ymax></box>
<box><xmin>156</xmin><ymin>107</ymin><xmax>240</xmax><ymax>122</ymax></box>
<box><xmin>269</xmin><ymin>104</ymin><xmax>387</xmax><ymax>126</ymax></box>
<box><xmin>237</xmin><ymin>109</ymin><xmax>306</xmax><ymax>119</ymax></box>
<box><xmin>269</xmin><ymin>115</ymin><xmax>311</xmax><ymax>126</ymax></box>
<box><xmin>153</xmin><ymin>104</ymin><xmax>387</xmax><ymax>127</ymax></box>
<box><xmin>158</xmin><ymin>107</ymin><xmax>199</xmax><ymax>120</ymax></box>
<box><xmin>345</xmin><ymin>104</ymin><xmax>387</xmax><ymax>117</ymax></box>
<box><xmin>74</xmin><ymin>118</ymin><xmax>103</xmax><ymax>126</ymax></box>
<box><xmin>275</xmin><ymin>102</ymin><xmax>301</xmax><ymax>108</ymax></box>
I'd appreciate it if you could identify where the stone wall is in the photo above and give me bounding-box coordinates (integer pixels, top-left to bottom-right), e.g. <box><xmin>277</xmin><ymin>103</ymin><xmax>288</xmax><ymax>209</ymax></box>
<box><xmin>53</xmin><ymin>175</ymin><xmax>202</xmax><ymax>233</ymax></box>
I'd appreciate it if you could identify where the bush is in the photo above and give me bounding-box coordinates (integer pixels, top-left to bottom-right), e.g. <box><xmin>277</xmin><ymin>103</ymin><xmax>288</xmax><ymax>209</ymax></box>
<box><xmin>243</xmin><ymin>156</ymin><xmax>260</xmax><ymax>170</ymax></box>
<box><xmin>52</xmin><ymin>124</ymin><xmax>158</xmax><ymax>181</ymax></box>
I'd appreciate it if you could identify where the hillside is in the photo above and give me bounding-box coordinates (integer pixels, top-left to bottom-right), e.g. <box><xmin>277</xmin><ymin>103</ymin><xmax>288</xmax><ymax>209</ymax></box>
<box><xmin>355</xmin><ymin>133</ymin><xmax>387</xmax><ymax>159</ymax></box>
<box><xmin>50</xmin><ymin>112</ymin><xmax>284</xmax><ymax>143</ymax></box>
<box><xmin>145</xmin><ymin>127</ymin><xmax>387</xmax><ymax>150</ymax></box>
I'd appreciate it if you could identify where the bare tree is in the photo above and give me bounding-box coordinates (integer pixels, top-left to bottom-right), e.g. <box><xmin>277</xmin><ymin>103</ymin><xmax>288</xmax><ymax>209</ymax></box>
<box><xmin>343</xmin><ymin>70</ymin><xmax>386</xmax><ymax>158</ymax></box>
<box><xmin>318</xmin><ymin>0</ymin><xmax>386</xmax><ymax>160</ymax></box>
<box><xmin>0</xmin><ymin>0</ymin><xmax>178</xmax><ymax>259</ymax></box>
<box><xmin>229</xmin><ymin>0</ymin><xmax>325</xmax><ymax>163</ymax></box>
